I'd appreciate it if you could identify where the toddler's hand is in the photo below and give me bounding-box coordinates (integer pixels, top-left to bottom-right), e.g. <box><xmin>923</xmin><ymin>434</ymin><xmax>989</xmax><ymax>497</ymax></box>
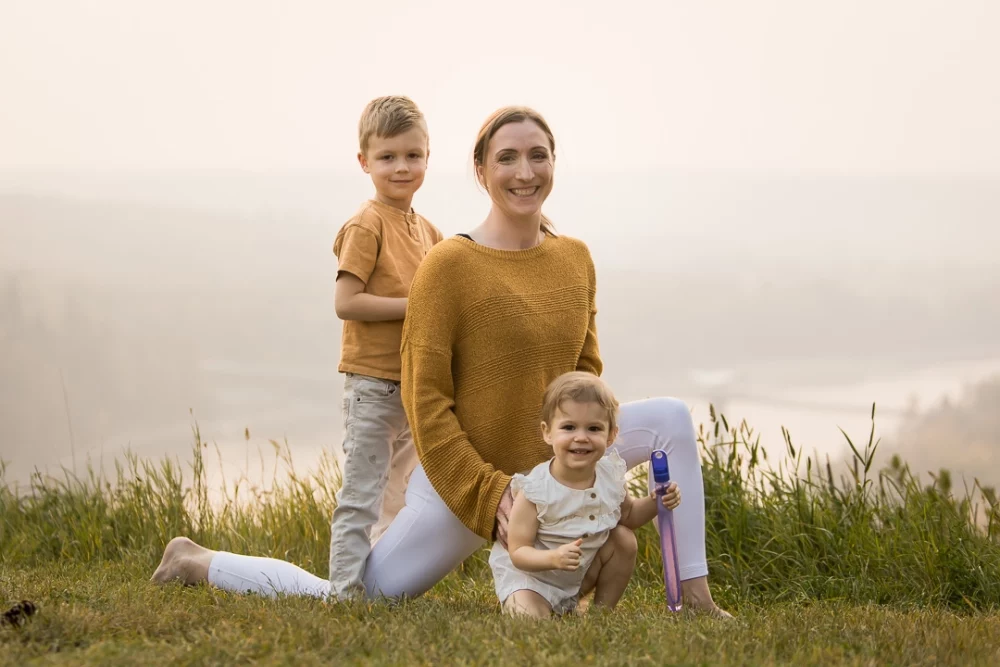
<box><xmin>551</xmin><ymin>539</ymin><xmax>583</xmax><ymax>571</ymax></box>
<box><xmin>658</xmin><ymin>481</ymin><xmax>682</xmax><ymax>510</ymax></box>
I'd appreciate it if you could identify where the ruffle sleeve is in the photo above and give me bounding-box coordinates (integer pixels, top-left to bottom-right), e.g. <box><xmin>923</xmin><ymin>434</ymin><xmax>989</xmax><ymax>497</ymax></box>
<box><xmin>597</xmin><ymin>449</ymin><xmax>628</xmax><ymax>509</ymax></box>
<box><xmin>510</xmin><ymin>465</ymin><xmax>551</xmax><ymax>517</ymax></box>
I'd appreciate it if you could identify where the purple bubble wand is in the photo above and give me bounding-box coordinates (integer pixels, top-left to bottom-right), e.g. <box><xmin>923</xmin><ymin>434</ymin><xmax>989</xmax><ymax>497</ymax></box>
<box><xmin>651</xmin><ymin>449</ymin><xmax>682</xmax><ymax>611</ymax></box>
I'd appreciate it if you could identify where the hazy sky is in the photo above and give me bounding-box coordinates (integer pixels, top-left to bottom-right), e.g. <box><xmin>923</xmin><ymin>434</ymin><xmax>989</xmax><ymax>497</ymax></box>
<box><xmin>2</xmin><ymin>0</ymin><xmax>998</xmax><ymax>175</ymax></box>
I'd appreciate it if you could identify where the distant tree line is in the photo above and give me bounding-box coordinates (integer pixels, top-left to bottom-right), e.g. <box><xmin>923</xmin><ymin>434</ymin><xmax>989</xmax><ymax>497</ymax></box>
<box><xmin>886</xmin><ymin>374</ymin><xmax>1000</xmax><ymax>488</ymax></box>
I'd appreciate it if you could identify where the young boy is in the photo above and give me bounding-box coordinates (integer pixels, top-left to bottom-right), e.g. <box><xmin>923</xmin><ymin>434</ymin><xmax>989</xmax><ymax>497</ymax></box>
<box><xmin>329</xmin><ymin>96</ymin><xmax>443</xmax><ymax>599</ymax></box>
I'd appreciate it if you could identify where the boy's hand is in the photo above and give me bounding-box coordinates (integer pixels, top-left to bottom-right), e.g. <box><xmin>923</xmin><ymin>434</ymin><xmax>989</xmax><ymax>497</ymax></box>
<box><xmin>658</xmin><ymin>482</ymin><xmax>682</xmax><ymax>510</ymax></box>
<box><xmin>550</xmin><ymin>539</ymin><xmax>583</xmax><ymax>571</ymax></box>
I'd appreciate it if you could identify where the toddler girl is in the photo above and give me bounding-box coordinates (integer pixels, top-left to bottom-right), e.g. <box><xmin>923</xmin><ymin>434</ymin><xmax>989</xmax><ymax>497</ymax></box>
<box><xmin>489</xmin><ymin>371</ymin><xmax>681</xmax><ymax>618</ymax></box>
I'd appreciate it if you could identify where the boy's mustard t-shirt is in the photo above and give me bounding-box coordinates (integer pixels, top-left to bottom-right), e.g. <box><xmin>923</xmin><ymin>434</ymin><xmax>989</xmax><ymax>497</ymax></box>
<box><xmin>333</xmin><ymin>199</ymin><xmax>444</xmax><ymax>381</ymax></box>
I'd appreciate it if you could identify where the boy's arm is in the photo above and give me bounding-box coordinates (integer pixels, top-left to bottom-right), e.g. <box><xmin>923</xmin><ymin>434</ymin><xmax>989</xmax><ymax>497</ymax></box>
<box><xmin>334</xmin><ymin>273</ymin><xmax>407</xmax><ymax>321</ymax></box>
<box><xmin>508</xmin><ymin>491</ymin><xmax>582</xmax><ymax>572</ymax></box>
<box><xmin>333</xmin><ymin>221</ymin><xmax>406</xmax><ymax>321</ymax></box>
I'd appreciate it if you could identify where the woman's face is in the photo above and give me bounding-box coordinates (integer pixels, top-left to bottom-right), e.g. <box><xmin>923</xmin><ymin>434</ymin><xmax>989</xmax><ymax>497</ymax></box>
<box><xmin>480</xmin><ymin>120</ymin><xmax>554</xmax><ymax>221</ymax></box>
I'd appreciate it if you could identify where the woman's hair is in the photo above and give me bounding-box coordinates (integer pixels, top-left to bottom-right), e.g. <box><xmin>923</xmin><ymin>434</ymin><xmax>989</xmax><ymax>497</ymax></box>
<box><xmin>473</xmin><ymin>106</ymin><xmax>556</xmax><ymax>235</ymax></box>
<box><xmin>540</xmin><ymin>372</ymin><xmax>619</xmax><ymax>435</ymax></box>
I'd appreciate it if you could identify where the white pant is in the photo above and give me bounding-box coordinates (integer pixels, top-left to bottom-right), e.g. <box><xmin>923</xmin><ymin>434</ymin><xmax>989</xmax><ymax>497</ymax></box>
<box><xmin>207</xmin><ymin>397</ymin><xmax>709</xmax><ymax>599</ymax></box>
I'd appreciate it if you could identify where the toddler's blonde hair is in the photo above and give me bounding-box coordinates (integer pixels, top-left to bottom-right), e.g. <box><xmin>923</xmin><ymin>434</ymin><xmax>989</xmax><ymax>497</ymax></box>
<box><xmin>540</xmin><ymin>372</ymin><xmax>619</xmax><ymax>435</ymax></box>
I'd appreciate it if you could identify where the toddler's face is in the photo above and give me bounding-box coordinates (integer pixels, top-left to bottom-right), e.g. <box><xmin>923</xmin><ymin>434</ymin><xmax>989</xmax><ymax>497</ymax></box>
<box><xmin>541</xmin><ymin>400</ymin><xmax>616</xmax><ymax>474</ymax></box>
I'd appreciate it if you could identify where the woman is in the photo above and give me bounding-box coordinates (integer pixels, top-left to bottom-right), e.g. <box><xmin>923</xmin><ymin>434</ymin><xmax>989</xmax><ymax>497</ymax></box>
<box><xmin>152</xmin><ymin>106</ymin><xmax>729</xmax><ymax>617</ymax></box>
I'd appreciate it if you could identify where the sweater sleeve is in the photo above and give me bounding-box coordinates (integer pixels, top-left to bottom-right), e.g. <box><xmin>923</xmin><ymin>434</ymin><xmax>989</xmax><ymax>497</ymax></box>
<box><xmin>400</xmin><ymin>254</ymin><xmax>512</xmax><ymax>539</ymax></box>
<box><xmin>576</xmin><ymin>246</ymin><xmax>603</xmax><ymax>376</ymax></box>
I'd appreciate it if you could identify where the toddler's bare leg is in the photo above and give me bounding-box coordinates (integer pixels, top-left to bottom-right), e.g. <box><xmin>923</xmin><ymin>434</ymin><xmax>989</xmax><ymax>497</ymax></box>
<box><xmin>502</xmin><ymin>590</ymin><xmax>553</xmax><ymax>620</ymax></box>
<box><xmin>578</xmin><ymin>525</ymin><xmax>638</xmax><ymax>609</ymax></box>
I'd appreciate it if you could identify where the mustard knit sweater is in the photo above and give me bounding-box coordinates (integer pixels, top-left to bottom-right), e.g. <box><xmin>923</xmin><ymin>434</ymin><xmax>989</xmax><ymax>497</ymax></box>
<box><xmin>400</xmin><ymin>234</ymin><xmax>602</xmax><ymax>539</ymax></box>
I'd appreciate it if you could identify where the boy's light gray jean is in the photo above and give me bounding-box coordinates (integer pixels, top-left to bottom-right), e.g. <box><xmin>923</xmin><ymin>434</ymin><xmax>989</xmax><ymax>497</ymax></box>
<box><xmin>327</xmin><ymin>372</ymin><xmax>417</xmax><ymax>599</ymax></box>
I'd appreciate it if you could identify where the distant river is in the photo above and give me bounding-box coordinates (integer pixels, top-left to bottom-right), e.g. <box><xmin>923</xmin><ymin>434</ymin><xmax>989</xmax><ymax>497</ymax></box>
<box><xmin>6</xmin><ymin>357</ymin><xmax>999</xmax><ymax>495</ymax></box>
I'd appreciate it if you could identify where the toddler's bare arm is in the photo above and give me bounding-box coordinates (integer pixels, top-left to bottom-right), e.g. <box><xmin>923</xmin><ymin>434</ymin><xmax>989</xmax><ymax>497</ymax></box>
<box><xmin>508</xmin><ymin>492</ymin><xmax>582</xmax><ymax>572</ymax></box>
<box><xmin>618</xmin><ymin>481</ymin><xmax>681</xmax><ymax>530</ymax></box>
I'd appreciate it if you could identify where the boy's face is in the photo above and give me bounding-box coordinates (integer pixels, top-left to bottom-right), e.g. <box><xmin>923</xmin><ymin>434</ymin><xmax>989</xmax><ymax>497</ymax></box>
<box><xmin>358</xmin><ymin>126</ymin><xmax>429</xmax><ymax>210</ymax></box>
<box><xmin>541</xmin><ymin>400</ymin><xmax>617</xmax><ymax>475</ymax></box>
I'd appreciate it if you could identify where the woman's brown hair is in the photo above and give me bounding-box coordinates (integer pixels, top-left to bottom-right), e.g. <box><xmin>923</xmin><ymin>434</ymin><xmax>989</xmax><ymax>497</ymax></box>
<box><xmin>473</xmin><ymin>106</ymin><xmax>556</xmax><ymax>235</ymax></box>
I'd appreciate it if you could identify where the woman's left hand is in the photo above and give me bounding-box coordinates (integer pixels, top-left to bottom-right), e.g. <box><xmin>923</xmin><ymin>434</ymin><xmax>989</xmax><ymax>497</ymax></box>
<box><xmin>659</xmin><ymin>481</ymin><xmax>681</xmax><ymax>510</ymax></box>
<box><xmin>493</xmin><ymin>484</ymin><xmax>514</xmax><ymax>549</ymax></box>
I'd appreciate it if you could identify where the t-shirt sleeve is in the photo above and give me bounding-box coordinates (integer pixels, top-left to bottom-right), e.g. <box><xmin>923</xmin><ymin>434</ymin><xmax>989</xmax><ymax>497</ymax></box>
<box><xmin>429</xmin><ymin>223</ymin><xmax>445</xmax><ymax>245</ymax></box>
<box><xmin>333</xmin><ymin>223</ymin><xmax>380</xmax><ymax>285</ymax></box>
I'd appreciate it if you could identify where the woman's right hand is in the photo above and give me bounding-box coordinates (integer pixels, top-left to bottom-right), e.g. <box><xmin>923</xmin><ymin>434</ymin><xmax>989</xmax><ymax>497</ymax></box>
<box><xmin>493</xmin><ymin>484</ymin><xmax>514</xmax><ymax>549</ymax></box>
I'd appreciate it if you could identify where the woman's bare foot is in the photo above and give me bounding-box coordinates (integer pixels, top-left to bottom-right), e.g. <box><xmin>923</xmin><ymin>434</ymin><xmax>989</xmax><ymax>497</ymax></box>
<box><xmin>681</xmin><ymin>576</ymin><xmax>733</xmax><ymax>619</ymax></box>
<box><xmin>151</xmin><ymin>536</ymin><xmax>216</xmax><ymax>586</ymax></box>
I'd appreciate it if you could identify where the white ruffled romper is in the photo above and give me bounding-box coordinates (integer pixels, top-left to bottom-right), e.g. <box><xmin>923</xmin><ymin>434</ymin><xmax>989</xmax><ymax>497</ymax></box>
<box><xmin>488</xmin><ymin>450</ymin><xmax>627</xmax><ymax>614</ymax></box>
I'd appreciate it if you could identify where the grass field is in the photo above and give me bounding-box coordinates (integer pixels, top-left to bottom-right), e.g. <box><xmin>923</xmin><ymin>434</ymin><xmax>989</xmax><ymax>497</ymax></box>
<box><xmin>3</xmin><ymin>412</ymin><xmax>1000</xmax><ymax>665</ymax></box>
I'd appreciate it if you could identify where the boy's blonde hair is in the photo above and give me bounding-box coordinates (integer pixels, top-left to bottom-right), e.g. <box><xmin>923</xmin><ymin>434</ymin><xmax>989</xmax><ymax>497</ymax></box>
<box><xmin>540</xmin><ymin>372</ymin><xmax>619</xmax><ymax>434</ymax></box>
<box><xmin>358</xmin><ymin>96</ymin><xmax>428</xmax><ymax>155</ymax></box>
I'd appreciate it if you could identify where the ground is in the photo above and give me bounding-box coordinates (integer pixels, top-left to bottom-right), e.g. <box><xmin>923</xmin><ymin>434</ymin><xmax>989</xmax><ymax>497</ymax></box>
<box><xmin>3</xmin><ymin>559</ymin><xmax>999</xmax><ymax>666</ymax></box>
